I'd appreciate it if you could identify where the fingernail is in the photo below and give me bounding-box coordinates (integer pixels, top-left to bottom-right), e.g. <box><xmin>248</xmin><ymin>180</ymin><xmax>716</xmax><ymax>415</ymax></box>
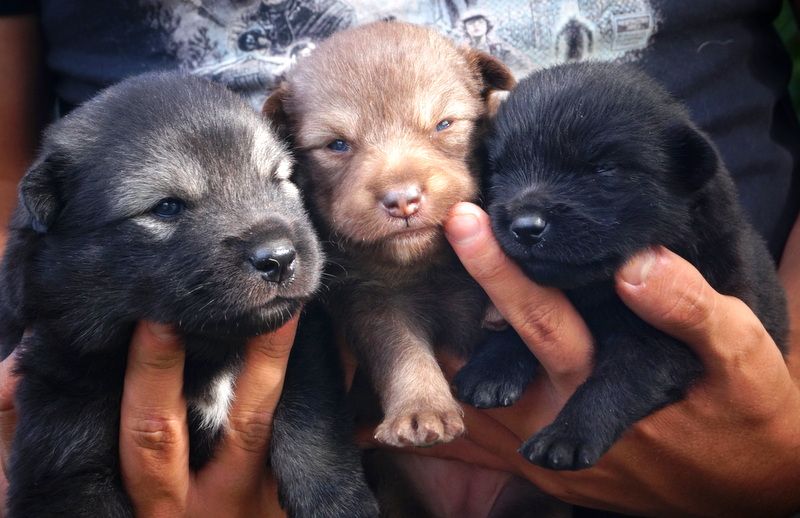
<box><xmin>445</xmin><ymin>204</ymin><xmax>482</xmax><ymax>245</ymax></box>
<box><xmin>145</xmin><ymin>321</ymin><xmax>176</xmax><ymax>343</ymax></box>
<box><xmin>619</xmin><ymin>247</ymin><xmax>657</xmax><ymax>286</ymax></box>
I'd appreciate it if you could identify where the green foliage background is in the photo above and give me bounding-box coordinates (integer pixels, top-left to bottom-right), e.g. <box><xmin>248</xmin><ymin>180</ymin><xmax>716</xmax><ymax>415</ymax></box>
<box><xmin>776</xmin><ymin>1</ymin><xmax>800</xmax><ymax>112</ymax></box>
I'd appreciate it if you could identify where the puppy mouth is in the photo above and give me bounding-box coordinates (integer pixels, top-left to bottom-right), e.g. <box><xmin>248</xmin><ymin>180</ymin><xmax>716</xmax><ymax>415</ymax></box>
<box><xmin>385</xmin><ymin>225</ymin><xmax>439</xmax><ymax>240</ymax></box>
<box><xmin>190</xmin><ymin>297</ymin><xmax>304</xmax><ymax>336</ymax></box>
<box><xmin>515</xmin><ymin>255</ymin><xmax>621</xmax><ymax>289</ymax></box>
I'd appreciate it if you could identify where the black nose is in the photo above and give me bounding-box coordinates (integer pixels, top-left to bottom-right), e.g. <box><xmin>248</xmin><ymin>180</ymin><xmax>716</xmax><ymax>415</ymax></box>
<box><xmin>248</xmin><ymin>243</ymin><xmax>296</xmax><ymax>282</ymax></box>
<box><xmin>510</xmin><ymin>213</ymin><xmax>548</xmax><ymax>245</ymax></box>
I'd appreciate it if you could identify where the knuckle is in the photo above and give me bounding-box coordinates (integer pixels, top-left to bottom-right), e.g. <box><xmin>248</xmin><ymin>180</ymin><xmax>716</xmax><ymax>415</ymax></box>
<box><xmin>510</xmin><ymin>300</ymin><xmax>564</xmax><ymax>349</ymax></box>
<box><xmin>251</xmin><ymin>335</ymin><xmax>294</xmax><ymax>361</ymax></box>
<box><xmin>718</xmin><ymin>298</ymin><xmax>772</xmax><ymax>366</ymax></box>
<box><xmin>138</xmin><ymin>352</ymin><xmax>183</xmax><ymax>371</ymax></box>
<box><xmin>658</xmin><ymin>274</ymin><xmax>716</xmax><ymax>332</ymax></box>
<box><xmin>227</xmin><ymin>409</ymin><xmax>273</xmax><ymax>453</ymax></box>
<box><xmin>128</xmin><ymin>417</ymin><xmax>183</xmax><ymax>453</ymax></box>
<box><xmin>471</xmin><ymin>250</ymin><xmax>514</xmax><ymax>286</ymax></box>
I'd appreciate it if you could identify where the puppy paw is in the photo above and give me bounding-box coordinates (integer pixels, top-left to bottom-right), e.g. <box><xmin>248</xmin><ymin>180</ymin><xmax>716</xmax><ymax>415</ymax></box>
<box><xmin>519</xmin><ymin>423</ymin><xmax>605</xmax><ymax>471</ymax></box>
<box><xmin>454</xmin><ymin>329</ymin><xmax>538</xmax><ymax>409</ymax></box>
<box><xmin>374</xmin><ymin>406</ymin><xmax>464</xmax><ymax>447</ymax></box>
<box><xmin>454</xmin><ymin>362</ymin><xmax>526</xmax><ymax>408</ymax></box>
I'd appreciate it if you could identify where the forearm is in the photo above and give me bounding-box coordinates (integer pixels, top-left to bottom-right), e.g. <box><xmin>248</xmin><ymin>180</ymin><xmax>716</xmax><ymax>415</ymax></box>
<box><xmin>0</xmin><ymin>15</ymin><xmax>46</xmax><ymax>253</ymax></box>
<box><xmin>779</xmin><ymin>214</ymin><xmax>800</xmax><ymax>379</ymax></box>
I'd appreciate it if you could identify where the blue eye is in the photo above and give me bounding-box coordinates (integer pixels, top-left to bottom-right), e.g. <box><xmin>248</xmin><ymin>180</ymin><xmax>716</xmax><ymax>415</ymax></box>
<box><xmin>435</xmin><ymin>120</ymin><xmax>452</xmax><ymax>132</ymax></box>
<box><xmin>151</xmin><ymin>198</ymin><xmax>185</xmax><ymax>218</ymax></box>
<box><xmin>327</xmin><ymin>139</ymin><xmax>350</xmax><ymax>153</ymax></box>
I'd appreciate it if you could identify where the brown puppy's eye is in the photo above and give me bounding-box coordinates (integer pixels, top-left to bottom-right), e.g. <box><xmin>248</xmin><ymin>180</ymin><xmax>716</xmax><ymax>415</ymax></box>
<box><xmin>435</xmin><ymin>120</ymin><xmax>452</xmax><ymax>132</ymax></box>
<box><xmin>327</xmin><ymin>139</ymin><xmax>351</xmax><ymax>153</ymax></box>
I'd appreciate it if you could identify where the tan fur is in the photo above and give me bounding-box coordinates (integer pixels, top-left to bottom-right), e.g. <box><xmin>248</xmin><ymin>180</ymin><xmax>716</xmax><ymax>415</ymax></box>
<box><xmin>265</xmin><ymin>21</ymin><xmax>514</xmax><ymax>447</ymax></box>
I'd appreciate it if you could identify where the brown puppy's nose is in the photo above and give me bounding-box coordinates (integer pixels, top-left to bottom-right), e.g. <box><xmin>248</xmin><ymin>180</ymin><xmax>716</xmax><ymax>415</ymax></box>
<box><xmin>381</xmin><ymin>185</ymin><xmax>422</xmax><ymax>219</ymax></box>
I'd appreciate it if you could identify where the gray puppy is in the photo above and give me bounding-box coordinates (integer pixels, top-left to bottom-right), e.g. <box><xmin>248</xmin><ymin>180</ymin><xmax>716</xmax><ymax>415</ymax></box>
<box><xmin>0</xmin><ymin>73</ymin><xmax>377</xmax><ymax>517</ymax></box>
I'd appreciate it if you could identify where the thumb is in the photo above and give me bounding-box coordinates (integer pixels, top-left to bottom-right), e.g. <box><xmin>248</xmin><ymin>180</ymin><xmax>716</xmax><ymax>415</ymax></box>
<box><xmin>615</xmin><ymin>246</ymin><xmax>781</xmax><ymax>376</ymax></box>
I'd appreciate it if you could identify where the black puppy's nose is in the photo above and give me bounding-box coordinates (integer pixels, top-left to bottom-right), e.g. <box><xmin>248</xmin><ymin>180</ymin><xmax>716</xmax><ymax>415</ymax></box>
<box><xmin>510</xmin><ymin>213</ymin><xmax>548</xmax><ymax>245</ymax></box>
<box><xmin>249</xmin><ymin>243</ymin><xmax>296</xmax><ymax>282</ymax></box>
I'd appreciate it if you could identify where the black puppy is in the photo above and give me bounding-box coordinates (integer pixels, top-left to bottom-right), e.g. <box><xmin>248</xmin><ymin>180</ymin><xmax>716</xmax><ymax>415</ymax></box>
<box><xmin>0</xmin><ymin>73</ymin><xmax>377</xmax><ymax>516</ymax></box>
<box><xmin>455</xmin><ymin>62</ymin><xmax>788</xmax><ymax>470</ymax></box>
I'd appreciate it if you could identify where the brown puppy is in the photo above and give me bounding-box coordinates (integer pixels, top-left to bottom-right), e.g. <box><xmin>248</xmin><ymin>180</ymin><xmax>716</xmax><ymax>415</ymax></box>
<box><xmin>265</xmin><ymin>21</ymin><xmax>514</xmax><ymax>447</ymax></box>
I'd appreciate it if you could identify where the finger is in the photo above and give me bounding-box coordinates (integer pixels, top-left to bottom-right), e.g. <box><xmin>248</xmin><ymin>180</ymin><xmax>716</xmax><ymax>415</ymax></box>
<box><xmin>0</xmin><ymin>349</ymin><xmax>19</xmax><ymax>472</ymax></box>
<box><xmin>120</xmin><ymin>322</ymin><xmax>189</xmax><ymax>515</ymax></box>
<box><xmin>616</xmin><ymin>246</ymin><xmax>783</xmax><ymax>377</ymax></box>
<box><xmin>210</xmin><ymin>316</ymin><xmax>298</xmax><ymax>482</ymax></box>
<box><xmin>445</xmin><ymin>202</ymin><xmax>593</xmax><ymax>390</ymax></box>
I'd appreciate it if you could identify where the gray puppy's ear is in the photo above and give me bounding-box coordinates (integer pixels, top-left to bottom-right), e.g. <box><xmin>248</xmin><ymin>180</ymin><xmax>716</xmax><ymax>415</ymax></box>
<box><xmin>19</xmin><ymin>153</ymin><xmax>65</xmax><ymax>233</ymax></box>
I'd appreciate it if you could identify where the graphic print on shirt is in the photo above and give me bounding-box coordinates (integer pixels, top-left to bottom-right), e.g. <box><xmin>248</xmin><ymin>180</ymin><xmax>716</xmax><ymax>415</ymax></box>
<box><xmin>141</xmin><ymin>0</ymin><xmax>658</xmax><ymax>108</ymax></box>
<box><xmin>141</xmin><ymin>0</ymin><xmax>356</xmax><ymax>107</ymax></box>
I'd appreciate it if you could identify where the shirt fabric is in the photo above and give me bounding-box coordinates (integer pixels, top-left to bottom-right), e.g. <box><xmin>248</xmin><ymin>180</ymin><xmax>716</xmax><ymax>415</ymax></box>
<box><xmin>4</xmin><ymin>0</ymin><xmax>798</xmax><ymax>254</ymax></box>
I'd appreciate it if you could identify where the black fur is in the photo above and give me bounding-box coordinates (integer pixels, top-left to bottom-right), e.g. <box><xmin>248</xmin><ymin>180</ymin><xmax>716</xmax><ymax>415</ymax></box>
<box><xmin>457</xmin><ymin>62</ymin><xmax>788</xmax><ymax>470</ymax></box>
<box><xmin>0</xmin><ymin>73</ymin><xmax>377</xmax><ymax>516</ymax></box>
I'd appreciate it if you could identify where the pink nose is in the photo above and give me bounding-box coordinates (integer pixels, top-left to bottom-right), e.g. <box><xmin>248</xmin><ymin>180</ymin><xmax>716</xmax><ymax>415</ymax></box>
<box><xmin>381</xmin><ymin>185</ymin><xmax>422</xmax><ymax>218</ymax></box>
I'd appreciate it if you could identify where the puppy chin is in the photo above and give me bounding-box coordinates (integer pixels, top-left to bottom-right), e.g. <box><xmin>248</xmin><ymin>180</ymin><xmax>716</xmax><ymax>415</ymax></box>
<box><xmin>517</xmin><ymin>256</ymin><xmax>619</xmax><ymax>290</ymax></box>
<box><xmin>381</xmin><ymin>227</ymin><xmax>444</xmax><ymax>264</ymax></box>
<box><xmin>178</xmin><ymin>298</ymin><xmax>303</xmax><ymax>338</ymax></box>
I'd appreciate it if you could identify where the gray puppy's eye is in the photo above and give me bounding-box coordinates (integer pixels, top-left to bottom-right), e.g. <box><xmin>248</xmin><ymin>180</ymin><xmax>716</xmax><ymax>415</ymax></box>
<box><xmin>151</xmin><ymin>198</ymin><xmax>185</xmax><ymax>218</ymax></box>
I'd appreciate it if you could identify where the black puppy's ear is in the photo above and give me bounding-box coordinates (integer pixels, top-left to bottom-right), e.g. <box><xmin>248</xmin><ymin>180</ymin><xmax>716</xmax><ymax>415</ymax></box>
<box><xmin>19</xmin><ymin>154</ymin><xmax>64</xmax><ymax>234</ymax></box>
<box><xmin>460</xmin><ymin>46</ymin><xmax>517</xmax><ymax>98</ymax></box>
<box><xmin>665</xmin><ymin>122</ymin><xmax>719</xmax><ymax>192</ymax></box>
<box><xmin>262</xmin><ymin>82</ymin><xmax>292</xmax><ymax>140</ymax></box>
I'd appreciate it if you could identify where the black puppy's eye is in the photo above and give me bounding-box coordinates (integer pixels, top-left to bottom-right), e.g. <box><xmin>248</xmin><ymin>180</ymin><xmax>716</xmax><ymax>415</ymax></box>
<box><xmin>151</xmin><ymin>198</ymin><xmax>185</xmax><ymax>218</ymax></box>
<box><xmin>327</xmin><ymin>139</ymin><xmax>350</xmax><ymax>153</ymax></box>
<box><xmin>595</xmin><ymin>164</ymin><xmax>616</xmax><ymax>175</ymax></box>
<box><xmin>435</xmin><ymin>120</ymin><xmax>452</xmax><ymax>132</ymax></box>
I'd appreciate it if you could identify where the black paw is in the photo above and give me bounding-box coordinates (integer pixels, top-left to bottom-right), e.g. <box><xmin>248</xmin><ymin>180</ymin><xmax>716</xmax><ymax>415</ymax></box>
<box><xmin>519</xmin><ymin>423</ymin><xmax>605</xmax><ymax>471</ymax></box>
<box><xmin>454</xmin><ymin>361</ymin><xmax>526</xmax><ymax>408</ymax></box>
<box><xmin>455</xmin><ymin>329</ymin><xmax>538</xmax><ymax>409</ymax></box>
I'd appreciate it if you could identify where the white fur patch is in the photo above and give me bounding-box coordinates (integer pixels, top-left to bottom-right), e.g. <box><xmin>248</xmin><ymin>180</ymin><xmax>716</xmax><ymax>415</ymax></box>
<box><xmin>190</xmin><ymin>372</ymin><xmax>235</xmax><ymax>432</ymax></box>
<box><xmin>274</xmin><ymin>159</ymin><xmax>293</xmax><ymax>180</ymax></box>
<box><xmin>251</xmin><ymin>125</ymin><xmax>287</xmax><ymax>177</ymax></box>
<box><xmin>131</xmin><ymin>217</ymin><xmax>178</xmax><ymax>240</ymax></box>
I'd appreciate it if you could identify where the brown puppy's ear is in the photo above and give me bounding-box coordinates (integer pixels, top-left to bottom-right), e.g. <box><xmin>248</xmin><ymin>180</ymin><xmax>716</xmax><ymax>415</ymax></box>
<box><xmin>460</xmin><ymin>47</ymin><xmax>517</xmax><ymax>97</ymax></box>
<box><xmin>19</xmin><ymin>153</ymin><xmax>65</xmax><ymax>234</ymax></box>
<box><xmin>262</xmin><ymin>82</ymin><xmax>292</xmax><ymax>139</ymax></box>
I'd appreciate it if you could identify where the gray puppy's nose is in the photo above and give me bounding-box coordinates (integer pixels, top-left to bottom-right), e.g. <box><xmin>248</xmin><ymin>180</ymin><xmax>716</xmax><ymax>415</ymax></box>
<box><xmin>249</xmin><ymin>242</ymin><xmax>296</xmax><ymax>282</ymax></box>
<box><xmin>510</xmin><ymin>212</ymin><xmax>548</xmax><ymax>245</ymax></box>
<box><xmin>381</xmin><ymin>185</ymin><xmax>422</xmax><ymax>219</ymax></box>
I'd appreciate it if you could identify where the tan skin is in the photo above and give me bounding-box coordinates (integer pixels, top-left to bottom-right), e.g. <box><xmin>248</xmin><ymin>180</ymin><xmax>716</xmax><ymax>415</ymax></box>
<box><xmin>1</xmin><ymin>9</ymin><xmax>800</xmax><ymax>517</ymax></box>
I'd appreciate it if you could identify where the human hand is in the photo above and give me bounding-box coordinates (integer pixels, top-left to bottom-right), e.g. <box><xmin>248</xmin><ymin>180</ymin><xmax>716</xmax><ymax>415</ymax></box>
<box><xmin>0</xmin><ymin>349</ymin><xmax>19</xmax><ymax>518</ymax></box>
<box><xmin>120</xmin><ymin>318</ymin><xmax>298</xmax><ymax>518</ymax></box>
<box><xmin>431</xmin><ymin>202</ymin><xmax>800</xmax><ymax>516</ymax></box>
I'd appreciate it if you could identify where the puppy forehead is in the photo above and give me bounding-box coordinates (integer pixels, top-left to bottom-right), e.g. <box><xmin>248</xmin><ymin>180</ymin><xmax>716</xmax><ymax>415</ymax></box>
<box><xmin>108</xmin><ymin>121</ymin><xmax>291</xmax><ymax>213</ymax></box>
<box><xmin>288</xmin><ymin>23</ymin><xmax>482</xmax><ymax>141</ymax></box>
